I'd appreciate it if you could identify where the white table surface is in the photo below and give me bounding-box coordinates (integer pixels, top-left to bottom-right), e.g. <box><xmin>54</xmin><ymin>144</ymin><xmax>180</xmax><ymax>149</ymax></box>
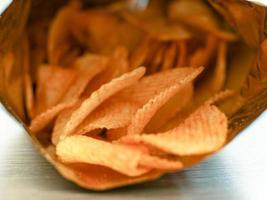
<box><xmin>0</xmin><ymin>104</ymin><xmax>267</xmax><ymax>200</ymax></box>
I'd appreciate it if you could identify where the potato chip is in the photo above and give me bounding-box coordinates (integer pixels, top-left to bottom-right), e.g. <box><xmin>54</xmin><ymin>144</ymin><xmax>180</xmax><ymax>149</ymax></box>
<box><xmin>61</xmin><ymin>54</ymin><xmax>107</xmax><ymax>102</ymax></box>
<box><xmin>123</xmin><ymin>12</ymin><xmax>191</xmax><ymax>41</ymax></box>
<box><xmin>48</xmin><ymin>2</ymin><xmax>82</xmax><ymax>65</ymax></box>
<box><xmin>148</xmin><ymin>43</ymin><xmax>167</xmax><ymax>74</ymax></box>
<box><xmin>130</xmin><ymin>37</ymin><xmax>152</xmax><ymax>69</ymax></box>
<box><xmin>123</xmin><ymin>67</ymin><xmax>203</xmax><ymax>105</ymax></box>
<box><xmin>24</xmin><ymin>73</ymin><xmax>35</xmax><ymax>119</ymax></box>
<box><xmin>121</xmin><ymin>103</ymin><xmax>227</xmax><ymax>156</ymax></box>
<box><xmin>161</xmin><ymin>42</ymin><xmax>177</xmax><ymax>70</ymax></box>
<box><xmin>57</xmin><ymin>135</ymin><xmax>183</xmax><ymax>176</ymax></box>
<box><xmin>56</xmin><ymin>135</ymin><xmax>150</xmax><ymax>176</ymax></box>
<box><xmin>192</xmin><ymin>41</ymin><xmax>227</xmax><ymax>107</ymax></box>
<box><xmin>75</xmin><ymin>98</ymin><xmax>139</xmax><ymax>135</ymax></box>
<box><xmin>30</xmin><ymin>100</ymin><xmax>77</xmax><ymax>133</ymax></box>
<box><xmin>145</xmin><ymin>83</ymin><xmax>193</xmax><ymax>132</ymax></box>
<box><xmin>80</xmin><ymin>9</ymin><xmax>144</xmax><ymax>55</ymax></box>
<box><xmin>168</xmin><ymin>0</ymin><xmax>237</xmax><ymax>41</ymax></box>
<box><xmin>35</xmin><ymin>65</ymin><xmax>77</xmax><ymax>114</ymax></box>
<box><xmin>175</xmin><ymin>40</ymin><xmax>187</xmax><ymax>68</ymax></box>
<box><xmin>61</xmin><ymin>67</ymin><xmax>145</xmax><ymax>141</ymax></box>
<box><xmin>189</xmin><ymin>34</ymin><xmax>218</xmax><ymax>67</ymax></box>
<box><xmin>83</xmin><ymin>47</ymin><xmax>131</xmax><ymax>96</ymax></box>
<box><xmin>127</xmin><ymin>67</ymin><xmax>203</xmax><ymax>135</ymax></box>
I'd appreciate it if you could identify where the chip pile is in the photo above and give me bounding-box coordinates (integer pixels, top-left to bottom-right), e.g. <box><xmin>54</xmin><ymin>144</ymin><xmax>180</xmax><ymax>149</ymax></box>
<box><xmin>25</xmin><ymin>0</ymin><xmax>237</xmax><ymax>189</ymax></box>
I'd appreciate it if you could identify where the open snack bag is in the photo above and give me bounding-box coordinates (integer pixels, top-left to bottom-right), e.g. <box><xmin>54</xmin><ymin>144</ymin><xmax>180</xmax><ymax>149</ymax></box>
<box><xmin>0</xmin><ymin>0</ymin><xmax>267</xmax><ymax>190</ymax></box>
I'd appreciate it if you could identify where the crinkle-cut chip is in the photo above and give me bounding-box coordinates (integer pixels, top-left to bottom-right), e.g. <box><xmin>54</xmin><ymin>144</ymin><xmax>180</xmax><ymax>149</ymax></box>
<box><xmin>122</xmin><ymin>67</ymin><xmax>203</xmax><ymax>105</ymax></box>
<box><xmin>161</xmin><ymin>42</ymin><xmax>177</xmax><ymax>70</ymax></box>
<box><xmin>56</xmin><ymin>135</ymin><xmax>150</xmax><ymax>176</ymax></box>
<box><xmin>83</xmin><ymin>47</ymin><xmax>131</xmax><ymax>96</ymax></box>
<box><xmin>148</xmin><ymin>43</ymin><xmax>167</xmax><ymax>74</ymax></box>
<box><xmin>30</xmin><ymin>100</ymin><xmax>77</xmax><ymax>133</ymax></box>
<box><xmin>160</xmin><ymin>90</ymin><xmax>234</xmax><ymax>132</ymax></box>
<box><xmin>55</xmin><ymin>162</ymin><xmax>162</xmax><ymax>191</ymax></box>
<box><xmin>35</xmin><ymin>65</ymin><xmax>77</xmax><ymax>114</ymax></box>
<box><xmin>121</xmin><ymin>104</ymin><xmax>228</xmax><ymax>156</ymax></box>
<box><xmin>75</xmin><ymin>98</ymin><xmax>139</xmax><ymax>135</ymax></box>
<box><xmin>130</xmin><ymin>37</ymin><xmax>152</xmax><ymax>69</ymax></box>
<box><xmin>46</xmin><ymin>145</ymin><xmax>162</xmax><ymax>190</ymax></box>
<box><xmin>61</xmin><ymin>54</ymin><xmax>107</xmax><ymax>103</ymax></box>
<box><xmin>62</xmin><ymin>67</ymin><xmax>146</xmax><ymax>140</ymax></box>
<box><xmin>48</xmin><ymin>2</ymin><xmax>82</xmax><ymax>65</ymax></box>
<box><xmin>167</xmin><ymin>0</ymin><xmax>237</xmax><ymax>41</ymax></box>
<box><xmin>56</xmin><ymin>135</ymin><xmax>182</xmax><ymax>176</ymax></box>
<box><xmin>51</xmin><ymin>102</ymin><xmax>80</xmax><ymax>145</ymax></box>
<box><xmin>175</xmin><ymin>40</ymin><xmax>187</xmax><ymax>68</ymax></box>
<box><xmin>189</xmin><ymin>34</ymin><xmax>218</xmax><ymax>68</ymax></box>
<box><xmin>145</xmin><ymin>83</ymin><xmax>193</xmax><ymax>132</ymax></box>
<box><xmin>127</xmin><ymin>67</ymin><xmax>203</xmax><ymax>135</ymax></box>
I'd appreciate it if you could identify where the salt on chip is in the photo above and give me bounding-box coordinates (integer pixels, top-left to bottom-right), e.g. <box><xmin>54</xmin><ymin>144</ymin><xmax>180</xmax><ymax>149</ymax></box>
<box><xmin>30</xmin><ymin>100</ymin><xmax>77</xmax><ymax>133</ymax></box>
<box><xmin>127</xmin><ymin>67</ymin><xmax>203</xmax><ymax>135</ymax></box>
<box><xmin>121</xmin><ymin>104</ymin><xmax>228</xmax><ymax>156</ymax></box>
<box><xmin>61</xmin><ymin>67</ymin><xmax>146</xmax><ymax>141</ymax></box>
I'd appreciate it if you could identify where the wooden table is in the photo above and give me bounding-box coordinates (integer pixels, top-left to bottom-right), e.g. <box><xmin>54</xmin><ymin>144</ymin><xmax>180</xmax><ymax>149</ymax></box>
<box><xmin>0</xmin><ymin>104</ymin><xmax>266</xmax><ymax>200</ymax></box>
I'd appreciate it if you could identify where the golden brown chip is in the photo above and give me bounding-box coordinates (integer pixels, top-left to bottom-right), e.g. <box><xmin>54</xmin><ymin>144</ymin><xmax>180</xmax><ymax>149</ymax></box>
<box><xmin>130</xmin><ymin>37</ymin><xmax>152</xmax><ymax>69</ymax></box>
<box><xmin>161</xmin><ymin>42</ymin><xmax>177</xmax><ymax>70</ymax></box>
<box><xmin>148</xmin><ymin>43</ymin><xmax>167</xmax><ymax>74</ymax></box>
<box><xmin>127</xmin><ymin>67</ymin><xmax>203</xmax><ymax>135</ymax></box>
<box><xmin>122</xmin><ymin>67</ymin><xmax>203</xmax><ymax>105</ymax></box>
<box><xmin>175</xmin><ymin>40</ymin><xmax>187</xmax><ymax>68</ymax></box>
<box><xmin>168</xmin><ymin>0</ymin><xmax>237</xmax><ymax>41</ymax></box>
<box><xmin>61</xmin><ymin>54</ymin><xmax>108</xmax><ymax>102</ymax></box>
<box><xmin>57</xmin><ymin>135</ymin><xmax>183</xmax><ymax>176</ymax></box>
<box><xmin>121</xmin><ymin>104</ymin><xmax>227</xmax><ymax>156</ymax></box>
<box><xmin>189</xmin><ymin>34</ymin><xmax>218</xmax><ymax>67</ymax></box>
<box><xmin>48</xmin><ymin>2</ymin><xmax>82</xmax><ymax>65</ymax></box>
<box><xmin>145</xmin><ymin>83</ymin><xmax>193</xmax><ymax>132</ymax></box>
<box><xmin>61</xmin><ymin>67</ymin><xmax>146</xmax><ymax>141</ymax></box>
<box><xmin>35</xmin><ymin>65</ymin><xmax>77</xmax><ymax>114</ymax></box>
<box><xmin>56</xmin><ymin>135</ymin><xmax>150</xmax><ymax>176</ymax></box>
<box><xmin>30</xmin><ymin>100</ymin><xmax>77</xmax><ymax>133</ymax></box>
<box><xmin>24</xmin><ymin>73</ymin><xmax>35</xmax><ymax>119</ymax></box>
<box><xmin>75</xmin><ymin>98</ymin><xmax>139</xmax><ymax>135</ymax></box>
